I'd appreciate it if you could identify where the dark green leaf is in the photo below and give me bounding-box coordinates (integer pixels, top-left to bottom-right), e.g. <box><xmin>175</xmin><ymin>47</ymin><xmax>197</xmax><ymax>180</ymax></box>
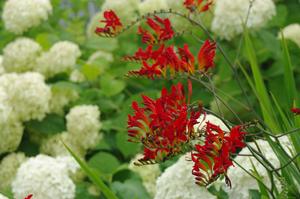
<box><xmin>88</xmin><ymin>152</ymin><xmax>120</xmax><ymax>174</ymax></box>
<box><xmin>25</xmin><ymin>114</ymin><xmax>66</xmax><ymax>135</ymax></box>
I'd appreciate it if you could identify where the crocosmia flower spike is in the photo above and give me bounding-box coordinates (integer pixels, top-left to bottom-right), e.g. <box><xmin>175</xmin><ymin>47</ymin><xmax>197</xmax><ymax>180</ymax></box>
<box><xmin>127</xmin><ymin>82</ymin><xmax>201</xmax><ymax>164</ymax></box>
<box><xmin>95</xmin><ymin>10</ymin><xmax>123</xmax><ymax>36</ymax></box>
<box><xmin>198</xmin><ymin>40</ymin><xmax>216</xmax><ymax>71</ymax></box>
<box><xmin>138</xmin><ymin>16</ymin><xmax>174</xmax><ymax>44</ymax></box>
<box><xmin>184</xmin><ymin>0</ymin><xmax>213</xmax><ymax>13</ymax></box>
<box><xmin>192</xmin><ymin>123</ymin><xmax>247</xmax><ymax>187</ymax></box>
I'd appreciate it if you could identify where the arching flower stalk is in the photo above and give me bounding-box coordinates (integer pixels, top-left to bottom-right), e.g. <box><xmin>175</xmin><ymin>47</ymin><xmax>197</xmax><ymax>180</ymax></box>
<box><xmin>96</xmin><ymin>2</ymin><xmax>248</xmax><ymax>189</ymax></box>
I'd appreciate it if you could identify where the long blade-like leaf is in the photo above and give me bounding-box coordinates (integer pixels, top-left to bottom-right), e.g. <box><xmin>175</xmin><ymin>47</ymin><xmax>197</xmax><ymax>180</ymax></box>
<box><xmin>63</xmin><ymin>142</ymin><xmax>119</xmax><ymax>199</ymax></box>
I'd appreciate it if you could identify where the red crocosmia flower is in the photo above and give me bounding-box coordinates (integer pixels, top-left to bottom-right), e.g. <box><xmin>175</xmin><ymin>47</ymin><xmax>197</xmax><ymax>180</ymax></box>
<box><xmin>24</xmin><ymin>194</ymin><xmax>33</xmax><ymax>199</ymax></box>
<box><xmin>191</xmin><ymin>122</ymin><xmax>246</xmax><ymax>187</ymax></box>
<box><xmin>127</xmin><ymin>82</ymin><xmax>201</xmax><ymax>163</ymax></box>
<box><xmin>126</xmin><ymin>39</ymin><xmax>216</xmax><ymax>78</ymax></box>
<box><xmin>291</xmin><ymin>107</ymin><xmax>300</xmax><ymax>115</ymax></box>
<box><xmin>129</xmin><ymin>61</ymin><xmax>162</xmax><ymax>79</ymax></box>
<box><xmin>178</xmin><ymin>44</ymin><xmax>195</xmax><ymax>74</ymax></box>
<box><xmin>198</xmin><ymin>40</ymin><xmax>216</xmax><ymax>71</ymax></box>
<box><xmin>95</xmin><ymin>10</ymin><xmax>122</xmax><ymax>35</ymax></box>
<box><xmin>225</xmin><ymin>125</ymin><xmax>246</xmax><ymax>153</ymax></box>
<box><xmin>138</xmin><ymin>16</ymin><xmax>174</xmax><ymax>44</ymax></box>
<box><xmin>138</xmin><ymin>27</ymin><xmax>156</xmax><ymax>44</ymax></box>
<box><xmin>184</xmin><ymin>0</ymin><xmax>213</xmax><ymax>13</ymax></box>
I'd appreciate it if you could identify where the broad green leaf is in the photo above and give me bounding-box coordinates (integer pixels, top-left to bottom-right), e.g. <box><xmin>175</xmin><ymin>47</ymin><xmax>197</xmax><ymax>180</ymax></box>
<box><xmin>51</xmin><ymin>81</ymin><xmax>81</xmax><ymax>92</ymax></box>
<box><xmin>100</xmin><ymin>74</ymin><xmax>126</xmax><ymax>97</ymax></box>
<box><xmin>111</xmin><ymin>179</ymin><xmax>151</xmax><ymax>199</ymax></box>
<box><xmin>85</xmin><ymin>37</ymin><xmax>118</xmax><ymax>52</ymax></box>
<box><xmin>248</xmin><ymin>190</ymin><xmax>262</xmax><ymax>199</ymax></box>
<box><xmin>25</xmin><ymin>114</ymin><xmax>66</xmax><ymax>135</ymax></box>
<box><xmin>207</xmin><ymin>186</ymin><xmax>229</xmax><ymax>199</ymax></box>
<box><xmin>88</xmin><ymin>152</ymin><xmax>120</xmax><ymax>174</ymax></box>
<box><xmin>81</xmin><ymin>63</ymin><xmax>102</xmax><ymax>81</ymax></box>
<box><xmin>112</xmin><ymin>169</ymin><xmax>141</xmax><ymax>183</ymax></box>
<box><xmin>115</xmin><ymin>132</ymin><xmax>140</xmax><ymax>158</ymax></box>
<box><xmin>63</xmin><ymin>142</ymin><xmax>119</xmax><ymax>199</ymax></box>
<box><xmin>36</xmin><ymin>33</ymin><xmax>59</xmax><ymax>50</ymax></box>
<box><xmin>75</xmin><ymin>182</ymin><xmax>98</xmax><ymax>199</ymax></box>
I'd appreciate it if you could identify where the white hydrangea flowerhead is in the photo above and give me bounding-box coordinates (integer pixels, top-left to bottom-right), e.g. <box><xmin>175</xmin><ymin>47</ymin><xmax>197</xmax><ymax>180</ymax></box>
<box><xmin>0</xmin><ymin>87</ymin><xmax>12</xmax><ymax>127</ymax></box>
<box><xmin>40</xmin><ymin>132</ymin><xmax>85</xmax><ymax>157</ymax></box>
<box><xmin>2</xmin><ymin>0</ymin><xmax>52</xmax><ymax>34</ymax></box>
<box><xmin>0</xmin><ymin>193</ymin><xmax>8</xmax><ymax>199</ymax></box>
<box><xmin>2</xmin><ymin>38</ymin><xmax>42</xmax><ymax>73</ymax></box>
<box><xmin>0</xmin><ymin>153</ymin><xmax>27</xmax><ymax>190</ymax></box>
<box><xmin>212</xmin><ymin>0</ymin><xmax>276</xmax><ymax>40</ymax></box>
<box><xmin>129</xmin><ymin>154</ymin><xmax>161</xmax><ymax>197</ymax></box>
<box><xmin>138</xmin><ymin>0</ymin><xmax>168</xmax><ymax>15</ymax></box>
<box><xmin>55</xmin><ymin>156</ymin><xmax>80</xmax><ymax>175</ymax></box>
<box><xmin>0</xmin><ymin>56</ymin><xmax>5</xmax><ymax>75</ymax></box>
<box><xmin>0</xmin><ymin>86</ymin><xmax>23</xmax><ymax>154</ymax></box>
<box><xmin>35</xmin><ymin>41</ymin><xmax>81</xmax><ymax>78</ymax></box>
<box><xmin>194</xmin><ymin>114</ymin><xmax>230</xmax><ymax>133</ymax></box>
<box><xmin>0</xmin><ymin>72</ymin><xmax>51</xmax><ymax>122</ymax></box>
<box><xmin>69</xmin><ymin>69</ymin><xmax>86</xmax><ymax>83</ymax></box>
<box><xmin>222</xmin><ymin>139</ymin><xmax>289</xmax><ymax>199</ymax></box>
<box><xmin>87</xmin><ymin>50</ymin><xmax>114</xmax><ymax>64</ymax></box>
<box><xmin>84</xmin><ymin>50</ymin><xmax>114</xmax><ymax>75</ymax></box>
<box><xmin>49</xmin><ymin>86</ymin><xmax>79</xmax><ymax>115</ymax></box>
<box><xmin>101</xmin><ymin>0</ymin><xmax>139</xmax><ymax>23</ymax></box>
<box><xmin>66</xmin><ymin>105</ymin><xmax>102</xmax><ymax>150</ymax></box>
<box><xmin>12</xmin><ymin>155</ymin><xmax>76</xmax><ymax>199</ymax></box>
<box><xmin>0</xmin><ymin>122</ymin><xmax>24</xmax><ymax>155</ymax></box>
<box><xmin>280</xmin><ymin>24</ymin><xmax>300</xmax><ymax>47</ymax></box>
<box><xmin>155</xmin><ymin>154</ymin><xmax>216</xmax><ymax>199</ymax></box>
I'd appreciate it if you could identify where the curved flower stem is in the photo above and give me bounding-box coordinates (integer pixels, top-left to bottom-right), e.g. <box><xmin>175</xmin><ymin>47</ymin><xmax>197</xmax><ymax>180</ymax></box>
<box><xmin>233</xmin><ymin>160</ymin><xmax>276</xmax><ymax>199</ymax></box>
<box><xmin>273</xmin><ymin>152</ymin><xmax>300</xmax><ymax>172</ymax></box>
<box><xmin>189</xmin><ymin>75</ymin><xmax>243</xmax><ymax>124</ymax></box>
<box><xmin>205</xmin><ymin>74</ymin><xmax>224</xmax><ymax>118</ymax></box>
<box><xmin>246</xmin><ymin>143</ymin><xmax>281</xmax><ymax>177</ymax></box>
<box><xmin>255</xmin><ymin>126</ymin><xmax>300</xmax><ymax>139</ymax></box>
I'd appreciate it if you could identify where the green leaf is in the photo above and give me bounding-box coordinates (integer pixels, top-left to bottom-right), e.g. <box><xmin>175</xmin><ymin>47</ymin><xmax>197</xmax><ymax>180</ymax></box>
<box><xmin>88</xmin><ymin>152</ymin><xmax>120</xmax><ymax>174</ymax></box>
<box><xmin>280</xmin><ymin>32</ymin><xmax>298</xmax><ymax>106</ymax></box>
<box><xmin>207</xmin><ymin>185</ymin><xmax>229</xmax><ymax>199</ymax></box>
<box><xmin>100</xmin><ymin>74</ymin><xmax>126</xmax><ymax>97</ymax></box>
<box><xmin>81</xmin><ymin>63</ymin><xmax>102</xmax><ymax>81</ymax></box>
<box><xmin>36</xmin><ymin>33</ymin><xmax>59</xmax><ymax>50</ymax></box>
<box><xmin>85</xmin><ymin>37</ymin><xmax>119</xmax><ymax>52</ymax></box>
<box><xmin>51</xmin><ymin>81</ymin><xmax>81</xmax><ymax>92</ymax></box>
<box><xmin>112</xmin><ymin>169</ymin><xmax>141</xmax><ymax>183</ymax></box>
<box><xmin>75</xmin><ymin>182</ymin><xmax>98</xmax><ymax>199</ymax></box>
<box><xmin>248</xmin><ymin>189</ymin><xmax>262</xmax><ymax>199</ymax></box>
<box><xmin>63</xmin><ymin>142</ymin><xmax>119</xmax><ymax>199</ymax></box>
<box><xmin>243</xmin><ymin>29</ymin><xmax>279</xmax><ymax>132</ymax></box>
<box><xmin>111</xmin><ymin>179</ymin><xmax>151</xmax><ymax>199</ymax></box>
<box><xmin>25</xmin><ymin>114</ymin><xmax>66</xmax><ymax>135</ymax></box>
<box><xmin>116</xmin><ymin>132</ymin><xmax>140</xmax><ymax>158</ymax></box>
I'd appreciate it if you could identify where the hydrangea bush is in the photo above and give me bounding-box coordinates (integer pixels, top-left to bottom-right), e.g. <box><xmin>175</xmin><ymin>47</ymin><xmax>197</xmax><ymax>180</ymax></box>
<box><xmin>0</xmin><ymin>0</ymin><xmax>300</xmax><ymax>199</ymax></box>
